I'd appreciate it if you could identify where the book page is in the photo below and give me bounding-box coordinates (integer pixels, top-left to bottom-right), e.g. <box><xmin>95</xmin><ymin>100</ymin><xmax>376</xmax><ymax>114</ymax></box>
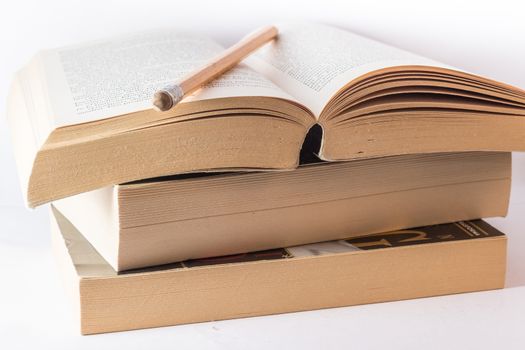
<box><xmin>246</xmin><ymin>22</ymin><xmax>456</xmax><ymax>117</ymax></box>
<box><xmin>39</xmin><ymin>30</ymin><xmax>298</xmax><ymax>127</ymax></box>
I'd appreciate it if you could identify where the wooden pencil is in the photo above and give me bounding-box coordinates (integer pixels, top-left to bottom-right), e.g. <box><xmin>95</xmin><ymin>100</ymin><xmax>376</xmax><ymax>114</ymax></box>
<box><xmin>152</xmin><ymin>25</ymin><xmax>278</xmax><ymax>112</ymax></box>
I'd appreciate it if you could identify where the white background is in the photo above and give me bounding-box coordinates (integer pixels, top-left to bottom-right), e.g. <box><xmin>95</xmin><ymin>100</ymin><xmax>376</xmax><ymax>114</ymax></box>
<box><xmin>1</xmin><ymin>0</ymin><xmax>525</xmax><ymax>348</ymax></box>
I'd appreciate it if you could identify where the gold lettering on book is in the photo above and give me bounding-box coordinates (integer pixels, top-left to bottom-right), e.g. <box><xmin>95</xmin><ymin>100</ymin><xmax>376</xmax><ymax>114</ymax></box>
<box><xmin>348</xmin><ymin>230</ymin><xmax>432</xmax><ymax>249</ymax></box>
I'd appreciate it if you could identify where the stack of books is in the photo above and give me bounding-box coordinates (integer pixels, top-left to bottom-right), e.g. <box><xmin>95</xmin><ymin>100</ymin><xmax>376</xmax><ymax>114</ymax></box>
<box><xmin>7</xmin><ymin>23</ymin><xmax>525</xmax><ymax>334</ymax></box>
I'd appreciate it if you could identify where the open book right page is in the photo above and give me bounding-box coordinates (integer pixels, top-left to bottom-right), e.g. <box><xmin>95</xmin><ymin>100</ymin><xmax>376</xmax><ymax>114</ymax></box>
<box><xmin>246</xmin><ymin>22</ymin><xmax>455</xmax><ymax>117</ymax></box>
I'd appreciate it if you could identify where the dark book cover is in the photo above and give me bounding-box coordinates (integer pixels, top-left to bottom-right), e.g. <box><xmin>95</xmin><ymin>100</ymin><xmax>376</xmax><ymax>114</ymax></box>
<box><xmin>120</xmin><ymin>220</ymin><xmax>503</xmax><ymax>274</ymax></box>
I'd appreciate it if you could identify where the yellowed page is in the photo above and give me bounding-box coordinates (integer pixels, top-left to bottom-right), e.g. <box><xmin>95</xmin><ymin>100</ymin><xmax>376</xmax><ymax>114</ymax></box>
<box><xmin>39</xmin><ymin>29</ymin><xmax>298</xmax><ymax>128</ymax></box>
<box><xmin>247</xmin><ymin>22</ymin><xmax>457</xmax><ymax>117</ymax></box>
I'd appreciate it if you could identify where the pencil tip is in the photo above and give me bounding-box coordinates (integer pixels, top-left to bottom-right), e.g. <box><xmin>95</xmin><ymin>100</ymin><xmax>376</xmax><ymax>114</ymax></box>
<box><xmin>152</xmin><ymin>91</ymin><xmax>173</xmax><ymax>112</ymax></box>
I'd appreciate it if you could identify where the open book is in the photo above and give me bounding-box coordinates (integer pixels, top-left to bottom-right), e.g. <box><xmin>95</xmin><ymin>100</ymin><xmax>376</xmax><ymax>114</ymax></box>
<box><xmin>8</xmin><ymin>22</ymin><xmax>525</xmax><ymax>207</ymax></box>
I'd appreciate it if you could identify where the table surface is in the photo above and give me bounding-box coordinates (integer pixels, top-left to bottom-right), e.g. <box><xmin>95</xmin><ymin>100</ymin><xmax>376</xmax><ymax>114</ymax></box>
<box><xmin>1</xmin><ymin>1</ymin><xmax>525</xmax><ymax>348</ymax></box>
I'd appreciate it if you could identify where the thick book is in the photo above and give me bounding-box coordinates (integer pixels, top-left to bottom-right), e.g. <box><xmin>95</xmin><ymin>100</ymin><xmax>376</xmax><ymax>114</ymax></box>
<box><xmin>51</xmin><ymin>206</ymin><xmax>507</xmax><ymax>335</ymax></box>
<box><xmin>53</xmin><ymin>151</ymin><xmax>510</xmax><ymax>271</ymax></box>
<box><xmin>7</xmin><ymin>22</ymin><xmax>525</xmax><ymax>207</ymax></box>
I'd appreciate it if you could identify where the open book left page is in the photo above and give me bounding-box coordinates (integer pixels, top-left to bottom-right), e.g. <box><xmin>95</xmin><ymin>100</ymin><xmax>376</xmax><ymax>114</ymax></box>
<box><xmin>32</xmin><ymin>29</ymin><xmax>299</xmax><ymax>128</ymax></box>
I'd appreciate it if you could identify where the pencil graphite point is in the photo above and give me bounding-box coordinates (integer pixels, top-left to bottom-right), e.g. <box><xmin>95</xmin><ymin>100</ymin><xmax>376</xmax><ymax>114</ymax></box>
<box><xmin>152</xmin><ymin>91</ymin><xmax>173</xmax><ymax>112</ymax></box>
